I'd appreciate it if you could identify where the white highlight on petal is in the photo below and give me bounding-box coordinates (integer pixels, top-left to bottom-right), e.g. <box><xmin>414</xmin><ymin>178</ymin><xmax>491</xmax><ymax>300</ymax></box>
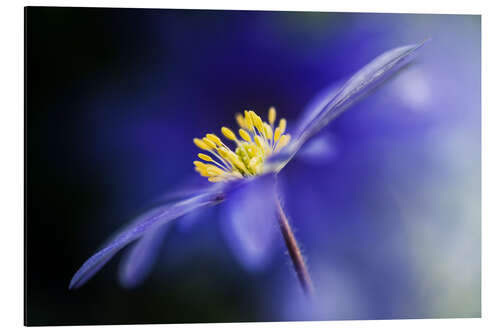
<box><xmin>392</xmin><ymin>68</ymin><xmax>432</xmax><ymax>111</ymax></box>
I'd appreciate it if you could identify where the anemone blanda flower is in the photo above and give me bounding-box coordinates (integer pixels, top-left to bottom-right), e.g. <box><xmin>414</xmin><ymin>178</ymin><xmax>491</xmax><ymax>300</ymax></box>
<box><xmin>69</xmin><ymin>41</ymin><xmax>426</xmax><ymax>293</ymax></box>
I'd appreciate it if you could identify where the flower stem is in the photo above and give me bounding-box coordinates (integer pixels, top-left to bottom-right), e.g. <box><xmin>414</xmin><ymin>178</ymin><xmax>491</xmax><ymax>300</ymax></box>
<box><xmin>275</xmin><ymin>195</ymin><xmax>315</xmax><ymax>297</ymax></box>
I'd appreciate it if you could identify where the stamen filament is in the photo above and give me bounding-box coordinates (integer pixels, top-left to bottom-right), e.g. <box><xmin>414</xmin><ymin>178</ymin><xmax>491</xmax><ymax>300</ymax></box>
<box><xmin>207</xmin><ymin>149</ymin><xmax>232</xmax><ymax>170</ymax></box>
<box><xmin>197</xmin><ymin>153</ymin><xmax>231</xmax><ymax>171</ymax></box>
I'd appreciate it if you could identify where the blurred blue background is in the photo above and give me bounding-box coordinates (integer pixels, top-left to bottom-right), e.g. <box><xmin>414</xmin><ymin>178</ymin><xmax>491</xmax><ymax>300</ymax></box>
<box><xmin>26</xmin><ymin>7</ymin><xmax>480</xmax><ymax>325</ymax></box>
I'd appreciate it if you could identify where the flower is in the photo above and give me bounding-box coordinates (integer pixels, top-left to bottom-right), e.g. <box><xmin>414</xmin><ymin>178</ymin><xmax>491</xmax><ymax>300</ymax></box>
<box><xmin>69</xmin><ymin>41</ymin><xmax>426</xmax><ymax>291</ymax></box>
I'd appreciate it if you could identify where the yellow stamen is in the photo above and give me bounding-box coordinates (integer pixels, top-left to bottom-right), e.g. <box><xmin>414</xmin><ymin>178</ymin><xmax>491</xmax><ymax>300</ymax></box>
<box><xmin>250</xmin><ymin>111</ymin><xmax>264</xmax><ymax>133</ymax></box>
<box><xmin>208</xmin><ymin>176</ymin><xmax>222</xmax><ymax>183</ymax></box>
<box><xmin>193</xmin><ymin>138</ymin><xmax>210</xmax><ymax>150</ymax></box>
<box><xmin>279</xmin><ymin>118</ymin><xmax>287</xmax><ymax>133</ymax></box>
<box><xmin>221</xmin><ymin>127</ymin><xmax>237</xmax><ymax>141</ymax></box>
<box><xmin>268</xmin><ymin>107</ymin><xmax>276</xmax><ymax>125</ymax></box>
<box><xmin>218</xmin><ymin>147</ymin><xmax>246</xmax><ymax>172</ymax></box>
<box><xmin>274</xmin><ymin>127</ymin><xmax>282</xmax><ymax>143</ymax></box>
<box><xmin>193</xmin><ymin>107</ymin><xmax>291</xmax><ymax>182</ymax></box>
<box><xmin>244</xmin><ymin>111</ymin><xmax>254</xmax><ymax>130</ymax></box>
<box><xmin>206</xmin><ymin>133</ymin><xmax>223</xmax><ymax>146</ymax></box>
<box><xmin>263</xmin><ymin>123</ymin><xmax>273</xmax><ymax>140</ymax></box>
<box><xmin>275</xmin><ymin>134</ymin><xmax>291</xmax><ymax>152</ymax></box>
<box><xmin>235</xmin><ymin>113</ymin><xmax>246</xmax><ymax>129</ymax></box>
<box><xmin>202</xmin><ymin>137</ymin><xmax>217</xmax><ymax>150</ymax></box>
<box><xmin>205</xmin><ymin>165</ymin><xmax>225</xmax><ymax>176</ymax></box>
<box><xmin>254</xmin><ymin>135</ymin><xmax>265</xmax><ymax>148</ymax></box>
<box><xmin>239</xmin><ymin>128</ymin><xmax>251</xmax><ymax>142</ymax></box>
<box><xmin>217</xmin><ymin>147</ymin><xmax>229</xmax><ymax>158</ymax></box>
<box><xmin>194</xmin><ymin>164</ymin><xmax>210</xmax><ymax>177</ymax></box>
<box><xmin>228</xmin><ymin>154</ymin><xmax>248</xmax><ymax>173</ymax></box>
<box><xmin>198</xmin><ymin>153</ymin><xmax>213</xmax><ymax>162</ymax></box>
<box><xmin>193</xmin><ymin>160</ymin><xmax>205</xmax><ymax>167</ymax></box>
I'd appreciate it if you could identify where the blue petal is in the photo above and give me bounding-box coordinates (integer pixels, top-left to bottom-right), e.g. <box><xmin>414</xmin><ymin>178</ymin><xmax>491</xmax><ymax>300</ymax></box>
<box><xmin>294</xmin><ymin>81</ymin><xmax>343</xmax><ymax>138</ymax></box>
<box><xmin>296</xmin><ymin>132</ymin><xmax>338</xmax><ymax>165</ymax></box>
<box><xmin>69</xmin><ymin>189</ymin><xmax>226</xmax><ymax>289</ymax></box>
<box><xmin>220</xmin><ymin>174</ymin><xmax>279</xmax><ymax>271</ymax></box>
<box><xmin>118</xmin><ymin>222</ymin><xmax>171</xmax><ymax>289</ymax></box>
<box><xmin>176</xmin><ymin>206</ymin><xmax>206</xmax><ymax>233</ymax></box>
<box><xmin>265</xmin><ymin>40</ymin><xmax>428</xmax><ymax>173</ymax></box>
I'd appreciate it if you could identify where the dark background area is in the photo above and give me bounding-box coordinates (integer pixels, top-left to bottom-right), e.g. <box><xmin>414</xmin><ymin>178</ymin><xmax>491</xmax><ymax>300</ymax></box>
<box><xmin>25</xmin><ymin>7</ymin><xmax>480</xmax><ymax>326</ymax></box>
<box><xmin>26</xmin><ymin>7</ymin><xmax>277</xmax><ymax>325</ymax></box>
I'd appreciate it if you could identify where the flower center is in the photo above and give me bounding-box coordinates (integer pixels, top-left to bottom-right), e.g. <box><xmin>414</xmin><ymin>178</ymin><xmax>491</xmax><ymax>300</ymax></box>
<box><xmin>193</xmin><ymin>107</ymin><xmax>291</xmax><ymax>182</ymax></box>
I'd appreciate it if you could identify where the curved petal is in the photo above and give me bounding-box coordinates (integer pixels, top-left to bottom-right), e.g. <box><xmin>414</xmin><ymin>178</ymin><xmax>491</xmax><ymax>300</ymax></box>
<box><xmin>69</xmin><ymin>189</ymin><xmax>226</xmax><ymax>289</ymax></box>
<box><xmin>294</xmin><ymin>81</ymin><xmax>343</xmax><ymax>138</ymax></box>
<box><xmin>118</xmin><ymin>222</ymin><xmax>171</xmax><ymax>289</ymax></box>
<box><xmin>149</xmin><ymin>180</ymin><xmax>230</xmax><ymax>233</ymax></box>
<box><xmin>265</xmin><ymin>40</ymin><xmax>428</xmax><ymax>173</ymax></box>
<box><xmin>220</xmin><ymin>174</ymin><xmax>279</xmax><ymax>271</ymax></box>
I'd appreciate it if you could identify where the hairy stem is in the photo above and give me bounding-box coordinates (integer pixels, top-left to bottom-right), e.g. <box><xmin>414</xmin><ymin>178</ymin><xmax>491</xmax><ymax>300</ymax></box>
<box><xmin>275</xmin><ymin>195</ymin><xmax>314</xmax><ymax>297</ymax></box>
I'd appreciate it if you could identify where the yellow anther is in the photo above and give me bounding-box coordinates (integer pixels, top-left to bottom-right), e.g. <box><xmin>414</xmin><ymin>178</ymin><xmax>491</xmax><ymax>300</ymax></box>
<box><xmin>217</xmin><ymin>147</ymin><xmax>229</xmax><ymax>158</ymax></box>
<box><xmin>251</xmin><ymin>112</ymin><xmax>264</xmax><ymax>133</ymax></box>
<box><xmin>208</xmin><ymin>177</ymin><xmax>222</xmax><ymax>183</ymax></box>
<box><xmin>206</xmin><ymin>133</ymin><xmax>223</xmax><ymax>146</ymax></box>
<box><xmin>205</xmin><ymin>165</ymin><xmax>225</xmax><ymax>176</ymax></box>
<box><xmin>235</xmin><ymin>113</ymin><xmax>246</xmax><ymax>129</ymax></box>
<box><xmin>221</xmin><ymin>126</ymin><xmax>237</xmax><ymax>141</ymax></box>
<box><xmin>268</xmin><ymin>107</ymin><xmax>276</xmax><ymax>125</ymax></box>
<box><xmin>230</xmin><ymin>170</ymin><xmax>244</xmax><ymax>179</ymax></box>
<box><xmin>216</xmin><ymin>147</ymin><xmax>243</xmax><ymax>171</ymax></box>
<box><xmin>233</xmin><ymin>159</ymin><xmax>247</xmax><ymax>173</ymax></box>
<box><xmin>193</xmin><ymin>138</ymin><xmax>210</xmax><ymax>150</ymax></box>
<box><xmin>225</xmin><ymin>151</ymin><xmax>247</xmax><ymax>172</ymax></box>
<box><xmin>254</xmin><ymin>113</ymin><xmax>264</xmax><ymax>133</ymax></box>
<box><xmin>274</xmin><ymin>127</ymin><xmax>282</xmax><ymax>143</ymax></box>
<box><xmin>254</xmin><ymin>135</ymin><xmax>265</xmax><ymax>148</ymax></box>
<box><xmin>195</xmin><ymin>165</ymin><xmax>210</xmax><ymax>177</ymax></box>
<box><xmin>279</xmin><ymin>118</ymin><xmax>287</xmax><ymax>133</ymax></box>
<box><xmin>275</xmin><ymin>134</ymin><xmax>291</xmax><ymax>151</ymax></box>
<box><xmin>197</xmin><ymin>153</ymin><xmax>213</xmax><ymax>162</ymax></box>
<box><xmin>239</xmin><ymin>128</ymin><xmax>251</xmax><ymax>142</ymax></box>
<box><xmin>244</xmin><ymin>111</ymin><xmax>254</xmax><ymax>130</ymax></box>
<box><xmin>193</xmin><ymin>160</ymin><xmax>205</xmax><ymax>167</ymax></box>
<box><xmin>202</xmin><ymin>137</ymin><xmax>217</xmax><ymax>149</ymax></box>
<box><xmin>263</xmin><ymin>123</ymin><xmax>273</xmax><ymax>139</ymax></box>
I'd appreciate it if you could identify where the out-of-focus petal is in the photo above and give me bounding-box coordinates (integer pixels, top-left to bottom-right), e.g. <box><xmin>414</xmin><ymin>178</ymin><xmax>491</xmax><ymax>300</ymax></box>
<box><xmin>153</xmin><ymin>181</ymin><xmax>227</xmax><ymax>233</ymax></box>
<box><xmin>294</xmin><ymin>81</ymin><xmax>343</xmax><ymax>138</ymax></box>
<box><xmin>220</xmin><ymin>174</ymin><xmax>279</xmax><ymax>271</ymax></box>
<box><xmin>69</xmin><ymin>189</ymin><xmax>226</xmax><ymax>290</ymax></box>
<box><xmin>296</xmin><ymin>132</ymin><xmax>338</xmax><ymax>165</ymax></box>
<box><xmin>177</xmin><ymin>206</ymin><xmax>207</xmax><ymax>233</ymax></box>
<box><xmin>265</xmin><ymin>40</ymin><xmax>427</xmax><ymax>173</ymax></box>
<box><xmin>294</xmin><ymin>41</ymin><xmax>428</xmax><ymax>146</ymax></box>
<box><xmin>118</xmin><ymin>222</ymin><xmax>171</xmax><ymax>289</ymax></box>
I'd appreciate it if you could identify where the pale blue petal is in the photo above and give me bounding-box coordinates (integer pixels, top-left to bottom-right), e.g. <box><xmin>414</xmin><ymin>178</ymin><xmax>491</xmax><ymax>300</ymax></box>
<box><xmin>118</xmin><ymin>222</ymin><xmax>171</xmax><ymax>289</ymax></box>
<box><xmin>296</xmin><ymin>132</ymin><xmax>338</xmax><ymax>165</ymax></box>
<box><xmin>220</xmin><ymin>174</ymin><xmax>279</xmax><ymax>271</ymax></box>
<box><xmin>294</xmin><ymin>81</ymin><xmax>343</xmax><ymax>138</ymax></box>
<box><xmin>176</xmin><ymin>206</ymin><xmax>206</xmax><ymax>233</ymax></box>
<box><xmin>265</xmin><ymin>40</ymin><xmax>427</xmax><ymax>173</ymax></box>
<box><xmin>69</xmin><ymin>248</ymin><xmax>122</xmax><ymax>289</ymax></box>
<box><xmin>69</xmin><ymin>189</ymin><xmax>226</xmax><ymax>289</ymax></box>
<box><xmin>154</xmin><ymin>181</ymin><xmax>225</xmax><ymax>233</ymax></box>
